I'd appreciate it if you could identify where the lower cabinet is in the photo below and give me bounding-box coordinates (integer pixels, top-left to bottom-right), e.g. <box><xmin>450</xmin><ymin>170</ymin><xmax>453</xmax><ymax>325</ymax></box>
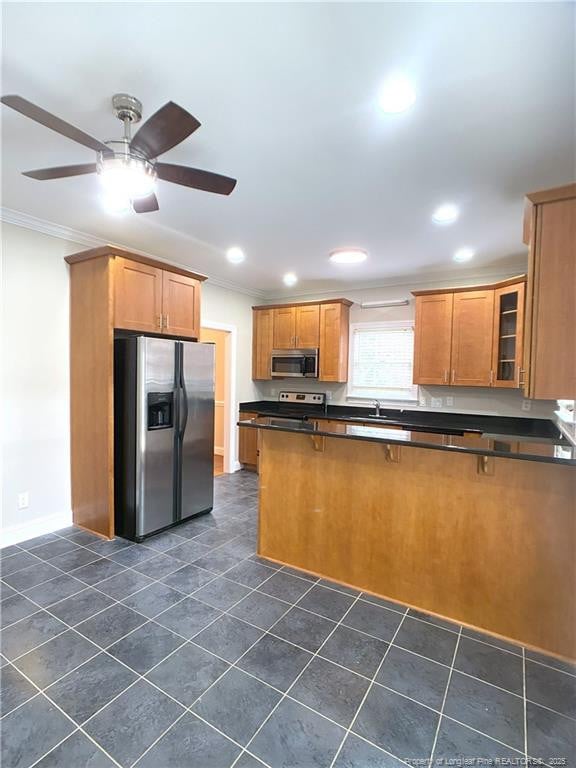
<box><xmin>238</xmin><ymin>412</ymin><xmax>259</xmax><ymax>470</ymax></box>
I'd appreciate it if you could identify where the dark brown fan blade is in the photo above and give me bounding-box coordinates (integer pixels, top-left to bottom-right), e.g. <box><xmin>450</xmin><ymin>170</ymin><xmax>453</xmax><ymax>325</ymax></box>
<box><xmin>23</xmin><ymin>163</ymin><xmax>97</xmax><ymax>180</ymax></box>
<box><xmin>130</xmin><ymin>102</ymin><xmax>201</xmax><ymax>159</ymax></box>
<box><xmin>1</xmin><ymin>95</ymin><xmax>112</xmax><ymax>154</ymax></box>
<box><xmin>156</xmin><ymin>163</ymin><xmax>237</xmax><ymax>195</ymax></box>
<box><xmin>132</xmin><ymin>192</ymin><xmax>159</xmax><ymax>213</ymax></box>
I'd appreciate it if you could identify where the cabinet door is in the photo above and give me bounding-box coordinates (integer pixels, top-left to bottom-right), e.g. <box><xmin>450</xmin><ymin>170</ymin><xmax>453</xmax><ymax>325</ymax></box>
<box><xmin>413</xmin><ymin>293</ymin><xmax>453</xmax><ymax>385</ymax></box>
<box><xmin>492</xmin><ymin>282</ymin><xmax>525</xmax><ymax>388</ymax></box>
<box><xmin>451</xmin><ymin>291</ymin><xmax>495</xmax><ymax>386</ymax></box>
<box><xmin>526</xmin><ymin>198</ymin><xmax>576</xmax><ymax>399</ymax></box>
<box><xmin>295</xmin><ymin>304</ymin><xmax>320</xmax><ymax>348</ymax></box>
<box><xmin>319</xmin><ymin>303</ymin><xmax>350</xmax><ymax>382</ymax></box>
<box><xmin>252</xmin><ymin>309</ymin><xmax>274</xmax><ymax>380</ymax></box>
<box><xmin>238</xmin><ymin>412</ymin><xmax>259</xmax><ymax>468</ymax></box>
<box><xmin>162</xmin><ymin>271</ymin><xmax>200</xmax><ymax>339</ymax></box>
<box><xmin>114</xmin><ymin>257</ymin><xmax>163</xmax><ymax>333</ymax></box>
<box><xmin>273</xmin><ymin>307</ymin><xmax>296</xmax><ymax>349</ymax></box>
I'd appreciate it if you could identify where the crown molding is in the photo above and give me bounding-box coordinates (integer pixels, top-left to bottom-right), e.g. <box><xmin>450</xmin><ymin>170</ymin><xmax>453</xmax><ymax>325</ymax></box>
<box><xmin>1</xmin><ymin>207</ymin><xmax>527</xmax><ymax>302</ymax></box>
<box><xmin>1</xmin><ymin>207</ymin><xmax>266</xmax><ymax>299</ymax></box>
<box><xmin>263</xmin><ymin>265</ymin><xmax>528</xmax><ymax>301</ymax></box>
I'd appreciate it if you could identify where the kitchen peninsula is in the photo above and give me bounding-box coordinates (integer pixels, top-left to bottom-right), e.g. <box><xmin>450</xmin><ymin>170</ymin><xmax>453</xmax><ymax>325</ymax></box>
<box><xmin>239</xmin><ymin>412</ymin><xmax>576</xmax><ymax>661</ymax></box>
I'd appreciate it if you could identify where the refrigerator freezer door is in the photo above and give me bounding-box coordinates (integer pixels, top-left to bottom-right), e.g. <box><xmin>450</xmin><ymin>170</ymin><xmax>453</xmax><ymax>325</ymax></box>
<box><xmin>179</xmin><ymin>341</ymin><xmax>215</xmax><ymax>520</ymax></box>
<box><xmin>137</xmin><ymin>337</ymin><xmax>178</xmax><ymax>537</ymax></box>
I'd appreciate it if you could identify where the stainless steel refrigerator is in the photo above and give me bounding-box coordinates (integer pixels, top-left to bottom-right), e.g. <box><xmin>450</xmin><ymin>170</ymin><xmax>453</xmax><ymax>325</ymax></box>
<box><xmin>114</xmin><ymin>336</ymin><xmax>215</xmax><ymax>541</ymax></box>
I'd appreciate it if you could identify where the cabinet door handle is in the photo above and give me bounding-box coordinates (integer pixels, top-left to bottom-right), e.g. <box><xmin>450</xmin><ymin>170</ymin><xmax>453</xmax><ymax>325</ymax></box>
<box><xmin>489</xmin><ymin>369</ymin><xmax>494</xmax><ymax>385</ymax></box>
<box><xmin>157</xmin><ymin>315</ymin><xmax>163</xmax><ymax>329</ymax></box>
<box><xmin>164</xmin><ymin>315</ymin><xmax>169</xmax><ymax>330</ymax></box>
<box><xmin>519</xmin><ymin>368</ymin><xmax>526</xmax><ymax>387</ymax></box>
<box><xmin>451</xmin><ymin>369</ymin><xmax>456</xmax><ymax>384</ymax></box>
<box><xmin>443</xmin><ymin>370</ymin><xmax>449</xmax><ymax>384</ymax></box>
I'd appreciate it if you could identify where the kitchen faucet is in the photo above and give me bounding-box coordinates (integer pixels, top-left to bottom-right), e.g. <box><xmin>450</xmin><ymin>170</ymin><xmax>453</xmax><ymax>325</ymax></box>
<box><xmin>373</xmin><ymin>399</ymin><xmax>383</xmax><ymax>417</ymax></box>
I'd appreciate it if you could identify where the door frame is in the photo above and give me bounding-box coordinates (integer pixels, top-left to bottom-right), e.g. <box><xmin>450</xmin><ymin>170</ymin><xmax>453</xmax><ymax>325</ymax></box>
<box><xmin>200</xmin><ymin>320</ymin><xmax>238</xmax><ymax>474</ymax></box>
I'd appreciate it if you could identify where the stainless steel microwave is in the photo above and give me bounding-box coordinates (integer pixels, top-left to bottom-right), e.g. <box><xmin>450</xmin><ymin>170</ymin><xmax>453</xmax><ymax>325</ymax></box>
<box><xmin>271</xmin><ymin>349</ymin><xmax>319</xmax><ymax>378</ymax></box>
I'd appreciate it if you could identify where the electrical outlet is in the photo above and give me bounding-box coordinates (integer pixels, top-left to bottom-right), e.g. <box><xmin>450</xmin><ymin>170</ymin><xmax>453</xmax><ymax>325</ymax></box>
<box><xmin>18</xmin><ymin>492</ymin><xmax>29</xmax><ymax>510</ymax></box>
<box><xmin>445</xmin><ymin>396</ymin><xmax>454</xmax><ymax>407</ymax></box>
<box><xmin>325</xmin><ymin>391</ymin><xmax>332</xmax><ymax>401</ymax></box>
<box><xmin>521</xmin><ymin>399</ymin><xmax>532</xmax><ymax>412</ymax></box>
<box><xmin>419</xmin><ymin>394</ymin><xmax>427</xmax><ymax>407</ymax></box>
<box><xmin>431</xmin><ymin>397</ymin><xmax>443</xmax><ymax>408</ymax></box>
<box><xmin>270</xmin><ymin>388</ymin><xmax>277</xmax><ymax>396</ymax></box>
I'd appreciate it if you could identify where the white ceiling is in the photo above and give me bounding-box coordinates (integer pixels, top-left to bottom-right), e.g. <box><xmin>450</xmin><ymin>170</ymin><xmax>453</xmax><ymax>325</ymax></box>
<box><xmin>2</xmin><ymin>1</ymin><xmax>574</xmax><ymax>296</ymax></box>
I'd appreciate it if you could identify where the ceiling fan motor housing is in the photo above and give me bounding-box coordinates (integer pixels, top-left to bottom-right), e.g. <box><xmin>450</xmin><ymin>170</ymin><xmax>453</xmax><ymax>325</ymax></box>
<box><xmin>112</xmin><ymin>93</ymin><xmax>142</xmax><ymax>124</ymax></box>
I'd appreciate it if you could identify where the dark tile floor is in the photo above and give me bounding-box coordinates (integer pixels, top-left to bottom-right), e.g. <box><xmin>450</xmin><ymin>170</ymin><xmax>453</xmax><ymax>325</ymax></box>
<box><xmin>1</xmin><ymin>470</ymin><xmax>575</xmax><ymax>768</ymax></box>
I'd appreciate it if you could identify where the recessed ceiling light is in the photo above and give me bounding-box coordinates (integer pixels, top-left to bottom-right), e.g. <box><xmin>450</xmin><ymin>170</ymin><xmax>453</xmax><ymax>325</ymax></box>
<box><xmin>378</xmin><ymin>75</ymin><xmax>416</xmax><ymax>114</ymax></box>
<box><xmin>453</xmin><ymin>247</ymin><xmax>475</xmax><ymax>263</ymax></box>
<box><xmin>283</xmin><ymin>272</ymin><xmax>298</xmax><ymax>287</ymax></box>
<box><xmin>226</xmin><ymin>246</ymin><xmax>245</xmax><ymax>264</ymax></box>
<box><xmin>329</xmin><ymin>248</ymin><xmax>368</xmax><ymax>264</ymax></box>
<box><xmin>432</xmin><ymin>203</ymin><xmax>459</xmax><ymax>225</ymax></box>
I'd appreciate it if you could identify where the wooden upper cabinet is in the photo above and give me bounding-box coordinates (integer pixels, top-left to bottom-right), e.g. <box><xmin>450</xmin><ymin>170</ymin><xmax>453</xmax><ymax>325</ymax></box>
<box><xmin>273</xmin><ymin>306</ymin><xmax>297</xmax><ymax>349</ymax></box>
<box><xmin>113</xmin><ymin>254</ymin><xmax>202</xmax><ymax>339</ymax></box>
<box><xmin>114</xmin><ymin>257</ymin><xmax>163</xmax><ymax>333</ymax></box>
<box><xmin>491</xmin><ymin>282</ymin><xmax>525</xmax><ymax>388</ymax></box>
<box><xmin>413</xmin><ymin>293</ymin><xmax>453</xmax><ymax>385</ymax></box>
<box><xmin>451</xmin><ymin>290</ymin><xmax>495</xmax><ymax>386</ymax></box>
<box><xmin>523</xmin><ymin>186</ymin><xmax>576</xmax><ymax>400</ymax></box>
<box><xmin>162</xmin><ymin>271</ymin><xmax>200</xmax><ymax>339</ymax></box>
<box><xmin>252</xmin><ymin>308</ymin><xmax>274</xmax><ymax>380</ymax></box>
<box><xmin>319</xmin><ymin>302</ymin><xmax>350</xmax><ymax>382</ymax></box>
<box><xmin>295</xmin><ymin>304</ymin><xmax>320</xmax><ymax>348</ymax></box>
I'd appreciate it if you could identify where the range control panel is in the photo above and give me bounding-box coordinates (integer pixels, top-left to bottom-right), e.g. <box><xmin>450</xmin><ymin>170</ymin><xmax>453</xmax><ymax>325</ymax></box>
<box><xmin>278</xmin><ymin>391</ymin><xmax>326</xmax><ymax>406</ymax></box>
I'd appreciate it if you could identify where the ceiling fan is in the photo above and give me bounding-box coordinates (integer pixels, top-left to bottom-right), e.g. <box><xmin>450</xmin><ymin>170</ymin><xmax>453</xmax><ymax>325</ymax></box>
<box><xmin>0</xmin><ymin>93</ymin><xmax>237</xmax><ymax>213</ymax></box>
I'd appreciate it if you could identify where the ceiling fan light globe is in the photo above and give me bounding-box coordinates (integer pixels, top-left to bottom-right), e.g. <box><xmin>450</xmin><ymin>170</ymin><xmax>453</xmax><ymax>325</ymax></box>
<box><xmin>98</xmin><ymin>156</ymin><xmax>156</xmax><ymax>199</ymax></box>
<box><xmin>101</xmin><ymin>190</ymin><xmax>131</xmax><ymax>215</ymax></box>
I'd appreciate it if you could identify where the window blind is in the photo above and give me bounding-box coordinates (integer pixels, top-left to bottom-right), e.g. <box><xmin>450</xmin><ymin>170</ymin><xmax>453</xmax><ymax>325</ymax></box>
<box><xmin>348</xmin><ymin>321</ymin><xmax>418</xmax><ymax>401</ymax></box>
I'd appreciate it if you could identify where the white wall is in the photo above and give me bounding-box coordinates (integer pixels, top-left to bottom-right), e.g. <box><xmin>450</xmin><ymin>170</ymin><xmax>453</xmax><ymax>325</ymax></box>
<box><xmin>2</xmin><ymin>224</ymin><xmax>81</xmax><ymax>540</ymax></box>
<box><xmin>1</xmin><ymin>222</ymin><xmax>258</xmax><ymax>543</ymax></box>
<box><xmin>254</xmin><ymin>278</ymin><xmax>557</xmax><ymax>420</ymax></box>
<box><xmin>201</xmin><ymin>282</ymin><xmax>257</xmax><ymax>405</ymax></box>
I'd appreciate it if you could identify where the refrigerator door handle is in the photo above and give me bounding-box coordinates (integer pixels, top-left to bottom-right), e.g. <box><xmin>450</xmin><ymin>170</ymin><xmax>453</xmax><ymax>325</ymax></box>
<box><xmin>179</xmin><ymin>364</ymin><xmax>189</xmax><ymax>439</ymax></box>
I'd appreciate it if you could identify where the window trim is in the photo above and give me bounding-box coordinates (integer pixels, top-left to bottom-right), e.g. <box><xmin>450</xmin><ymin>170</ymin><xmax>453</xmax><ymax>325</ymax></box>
<box><xmin>346</xmin><ymin>319</ymin><xmax>419</xmax><ymax>403</ymax></box>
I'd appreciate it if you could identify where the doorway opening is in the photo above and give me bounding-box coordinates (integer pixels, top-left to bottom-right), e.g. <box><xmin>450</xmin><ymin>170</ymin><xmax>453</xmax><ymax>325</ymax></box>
<box><xmin>200</xmin><ymin>324</ymin><xmax>234</xmax><ymax>475</ymax></box>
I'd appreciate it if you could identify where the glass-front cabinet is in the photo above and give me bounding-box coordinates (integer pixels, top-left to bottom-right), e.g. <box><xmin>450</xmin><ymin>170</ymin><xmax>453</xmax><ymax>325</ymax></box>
<box><xmin>491</xmin><ymin>281</ymin><xmax>526</xmax><ymax>388</ymax></box>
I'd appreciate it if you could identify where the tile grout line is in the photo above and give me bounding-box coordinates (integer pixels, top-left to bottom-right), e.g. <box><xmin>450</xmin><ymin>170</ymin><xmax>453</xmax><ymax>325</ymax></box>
<box><xmin>2</xmin><ymin>499</ymin><xmax>570</xmax><ymax>766</ymax></box>
<box><xmin>235</xmin><ymin>588</ymin><xmax>390</xmax><ymax>768</ymax></box>
<box><xmin>4</xmin><ymin>657</ymin><xmax>124</xmax><ymax>768</ymax></box>
<box><xmin>3</xmin><ymin>571</ymin><xmax>572</xmax><ymax>764</ymax></box>
<box><xmin>428</xmin><ymin>625</ymin><xmax>463</xmax><ymax>762</ymax></box>
<box><xmin>5</xmin><ymin>548</ymin><xmax>571</xmax><ymax>751</ymax></box>
<box><xmin>522</xmin><ymin>646</ymin><xmax>528</xmax><ymax>762</ymax></box>
<box><xmin>130</xmin><ymin>571</ymin><xmax>320</xmax><ymax>768</ymax></box>
<box><xmin>327</xmin><ymin>606</ymin><xmax>411</xmax><ymax>768</ymax></box>
<box><xmin>226</xmin><ymin>577</ymin><xmax>347</xmax><ymax>768</ymax></box>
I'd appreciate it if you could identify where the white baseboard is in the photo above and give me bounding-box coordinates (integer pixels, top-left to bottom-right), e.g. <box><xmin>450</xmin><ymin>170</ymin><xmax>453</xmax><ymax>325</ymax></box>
<box><xmin>230</xmin><ymin>460</ymin><xmax>242</xmax><ymax>473</ymax></box>
<box><xmin>1</xmin><ymin>511</ymin><xmax>73</xmax><ymax>548</ymax></box>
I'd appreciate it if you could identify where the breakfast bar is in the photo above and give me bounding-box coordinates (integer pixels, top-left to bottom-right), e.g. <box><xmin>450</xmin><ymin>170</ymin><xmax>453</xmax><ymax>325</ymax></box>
<box><xmin>239</xmin><ymin>416</ymin><xmax>576</xmax><ymax>661</ymax></box>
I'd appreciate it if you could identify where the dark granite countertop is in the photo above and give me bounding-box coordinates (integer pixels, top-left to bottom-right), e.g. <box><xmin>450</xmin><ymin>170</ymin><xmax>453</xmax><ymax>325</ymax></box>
<box><xmin>237</xmin><ymin>411</ymin><xmax>576</xmax><ymax>466</ymax></box>
<box><xmin>239</xmin><ymin>400</ymin><xmax>562</xmax><ymax>439</ymax></box>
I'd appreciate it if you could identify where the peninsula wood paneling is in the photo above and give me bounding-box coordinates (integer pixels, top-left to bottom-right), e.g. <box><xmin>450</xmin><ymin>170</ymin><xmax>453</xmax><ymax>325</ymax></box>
<box><xmin>258</xmin><ymin>429</ymin><xmax>576</xmax><ymax>659</ymax></box>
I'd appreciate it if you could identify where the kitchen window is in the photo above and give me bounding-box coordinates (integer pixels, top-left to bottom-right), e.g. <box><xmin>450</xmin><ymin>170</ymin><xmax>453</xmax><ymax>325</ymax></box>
<box><xmin>347</xmin><ymin>320</ymin><xmax>418</xmax><ymax>402</ymax></box>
